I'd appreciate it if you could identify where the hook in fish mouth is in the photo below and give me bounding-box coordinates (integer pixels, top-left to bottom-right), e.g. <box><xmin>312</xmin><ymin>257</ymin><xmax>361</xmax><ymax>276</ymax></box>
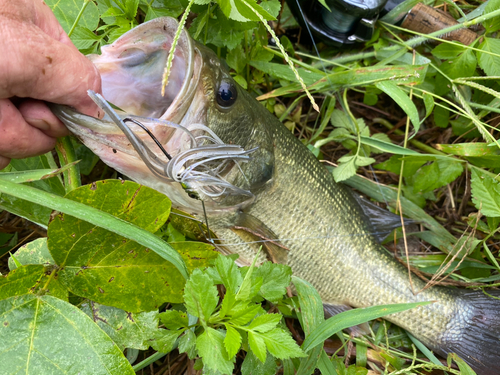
<box><xmin>88</xmin><ymin>91</ymin><xmax>256</xmax><ymax>202</ymax></box>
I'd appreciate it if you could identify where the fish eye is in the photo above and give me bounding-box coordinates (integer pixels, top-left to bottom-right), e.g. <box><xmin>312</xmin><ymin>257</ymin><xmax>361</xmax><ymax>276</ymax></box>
<box><xmin>216</xmin><ymin>80</ymin><xmax>237</xmax><ymax>109</ymax></box>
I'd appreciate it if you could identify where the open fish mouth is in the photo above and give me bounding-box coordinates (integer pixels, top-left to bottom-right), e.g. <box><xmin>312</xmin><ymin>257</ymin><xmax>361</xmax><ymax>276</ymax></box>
<box><xmin>53</xmin><ymin>18</ymin><xmax>255</xmax><ymax>213</ymax></box>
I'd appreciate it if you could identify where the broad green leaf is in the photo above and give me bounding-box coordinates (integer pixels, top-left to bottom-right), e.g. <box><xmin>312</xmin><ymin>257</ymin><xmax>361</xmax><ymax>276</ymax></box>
<box><xmin>8</xmin><ymin>238</ymin><xmax>54</xmax><ymax>271</ymax></box>
<box><xmin>431</xmin><ymin>43</ymin><xmax>466</xmax><ymax>59</ymax></box>
<box><xmin>141</xmin><ymin>0</ymin><xmax>184</xmax><ymax>21</ymax></box>
<box><xmin>197</xmin><ymin>327</ymin><xmax>234</xmax><ymax>373</ymax></box>
<box><xmin>413</xmin><ymin>159</ymin><xmax>463</xmax><ymax>192</ymax></box>
<box><xmin>467</xmin><ymin>155</ymin><xmax>500</xmax><ymax>168</ymax></box>
<box><xmin>293</xmin><ymin>276</ymin><xmax>324</xmax><ymax>336</ymax></box>
<box><xmin>151</xmin><ymin>329</ymin><xmax>183</xmax><ymax>353</ymax></box>
<box><xmin>179</xmin><ymin>329</ymin><xmax>196</xmax><ymax>356</ymax></box>
<box><xmin>248</xmin><ymin>314</ymin><xmax>282</xmax><ymax>333</ymax></box>
<box><xmin>260</xmin><ymin>0</ymin><xmax>281</xmax><ymax>17</ymax></box>
<box><xmin>478</xmin><ymin>38</ymin><xmax>500</xmax><ymax>76</ymax></box>
<box><xmin>301</xmin><ymin>302</ymin><xmax>431</xmax><ymax>351</ymax></box>
<box><xmin>436</xmin><ymin>142</ymin><xmax>500</xmax><ymax>156</ymax></box>
<box><xmin>241</xmin><ymin>350</ymin><xmax>277</xmax><ymax>375</ymax></box>
<box><xmin>471</xmin><ymin>168</ymin><xmax>500</xmax><ymax>217</ymax></box>
<box><xmin>71</xmin><ymin>26</ymin><xmax>102</xmax><ymax>50</ymax></box>
<box><xmin>215</xmin><ymin>254</ymin><xmax>243</xmax><ymax>295</ymax></box>
<box><xmin>46</xmin><ymin>181</ymin><xmax>208</xmax><ymax>311</ymax></box>
<box><xmin>47</xmin><ymin>0</ymin><xmax>100</xmax><ymax>34</ymax></box>
<box><xmin>159</xmin><ymin>309</ymin><xmax>189</xmax><ymax>330</ymax></box>
<box><xmin>81</xmin><ymin>302</ymin><xmax>161</xmax><ymax>350</ymax></box>
<box><xmin>440</xmin><ymin>49</ymin><xmax>477</xmax><ymax>79</ymax></box>
<box><xmin>376</xmin><ymin>81</ymin><xmax>420</xmax><ymax>133</ymax></box>
<box><xmin>261</xmin><ymin>328</ymin><xmax>306</xmax><ymax>359</ymax></box>
<box><xmin>0</xmin><ymin>180</ymin><xmax>190</xmax><ymax>280</ymax></box>
<box><xmin>255</xmin><ymin>262</ymin><xmax>292</xmax><ymax>302</ymax></box>
<box><xmin>224</xmin><ymin>324</ymin><xmax>242</xmax><ymax>359</ymax></box>
<box><xmin>234</xmin><ymin>0</ymin><xmax>276</xmax><ymax>21</ymax></box>
<box><xmin>0</xmin><ymin>265</ymin><xmax>45</xmax><ymax>300</ymax></box>
<box><xmin>422</xmin><ymin>93</ymin><xmax>434</xmax><ymax>119</ymax></box>
<box><xmin>248</xmin><ymin>330</ymin><xmax>267</xmax><ymax>362</ymax></box>
<box><xmin>484</xmin><ymin>0</ymin><xmax>500</xmax><ymax>32</ymax></box>
<box><xmin>227</xmin><ymin>44</ymin><xmax>248</xmax><ymax>73</ymax></box>
<box><xmin>228</xmin><ymin>301</ymin><xmax>263</xmax><ymax>325</ymax></box>
<box><xmin>0</xmin><ymin>294</ymin><xmax>134</xmax><ymax>374</ymax></box>
<box><xmin>333</xmin><ymin>156</ymin><xmax>356</xmax><ymax>182</ymax></box>
<box><xmin>355</xmin><ymin>156</ymin><xmax>376</xmax><ymax>167</ymax></box>
<box><xmin>434</xmin><ymin>106</ymin><xmax>450</xmax><ymax>128</ymax></box>
<box><xmin>331</xmin><ymin>110</ymin><xmax>356</xmax><ymax>133</ymax></box>
<box><xmin>183</xmin><ymin>269</ymin><xmax>219</xmax><ymax>324</ymax></box>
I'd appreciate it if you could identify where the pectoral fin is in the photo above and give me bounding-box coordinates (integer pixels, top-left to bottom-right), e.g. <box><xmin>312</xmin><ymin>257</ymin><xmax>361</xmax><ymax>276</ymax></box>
<box><xmin>230</xmin><ymin>212</ymin><xmax>289</xmax><ymax>264</ymax></box>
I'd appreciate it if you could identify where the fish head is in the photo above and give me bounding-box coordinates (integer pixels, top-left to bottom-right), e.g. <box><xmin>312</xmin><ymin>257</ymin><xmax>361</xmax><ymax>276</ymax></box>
<box><xmin>53</xmin><ymin>17</ymin><xmax>275</xmax><ymax>216</ymax></box>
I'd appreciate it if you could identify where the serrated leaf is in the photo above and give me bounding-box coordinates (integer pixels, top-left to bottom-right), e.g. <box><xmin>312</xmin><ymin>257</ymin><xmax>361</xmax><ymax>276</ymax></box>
<box><xmin>333</xmin><ymin>156</ymin><xmax>356</xmax><ymax>182</ymax></box>
<box><xmin>355</xmin><ymin>156</ymin><xmax>376</xmax><ymax>167</ymax></box>
<box><xmin>151</xmin><ymin>329</ymin><xmax>183</xmax><ymax>352</ymax></box>
<box><xmin>331</xmin><ymin>110</ymin><xmax>356</xmax><ymax>133</ymax></box>
<box><xmin>0</xmin><ymin>265</ymin><xmax>45</xmax><ymax>300</ymax></box>
<box><xmin>229</xmin><ymin>302</ymin><xmax>263</xmax><ymax>325</ymax></box>
<box><xmin>440</xmin><ymin>49</ymin><xmax>476</xmax><ymax>79</ymax></box>
<box><xmin>254</xmin><ymin>262</ymin><xmax>292</xmax><ymax>302</ymax></box>
<box><xmin>81</xmin><ymin>301</ymin><xmax>161</xmax><ymax>350</ymax></box>
<box><xmin>241</xmin><ymin>350</ymin><xmax>277</xmax><ymax>375</ymax></box>
<box><xmin>413</xmin><ymin>159</ymin><xmax>463</xmax><ymax>192</ymax></box>
<box><xmin>142</xmin><ymin>0</ymin><xmax>184</xmax><ymax>21</ymax></box>
<box><xmin>248</xmin><ymin>330</ymin><xmax>267</xmax><ymax>362</ymax></box>
<box><xmin>484</xmin><ymin>0</ymin><xmax>500</xmax><ymax>32</ymax></box>
<box><xmin>8</xmin><ymin>238</ymin><xmax>54</xmax><ymax>271</ymax></box>
<box><xmin>0</xmin><ymin>294</ymin><xmax>134</xmax><ymax>374</ymax></box>
<box><xmin>184</xmin><ymin>269</ymin><xmax>219</xmax><ymax>324</ymax></box>
<box><xmin>260</xmin><ymin>0</ymin><xmax>281</xmax><ymax>17</ymax></box>
<box><xmin>261</xmin><ymin>328</ymin><xmax>306</xmax><ymax>359</ymax></box>
<box><xmin>431</xmin><ymin>43</ymin><xmax>466</xmax><ymax>59</ymax></box>
<box><xmin>376</xmin><ymin>81</ymin><xmax>420</xmax><ymax>134</ymax></box>
<box><xmin>215</xmin><ymin>254</ymin><xmax>243</xmax><ymax>294</ymax></box>
<box><xmin>159</xmin><ymin>309</ymin><xmax>189</xmax><ymax>330</ymax></box>
<box><xmin>248</xmin><ymin>314</ymin><xmax>282</xmax><ymax>333</ymax></box>
<box><xmin>471</xmin><ymin>168</ymin><xmax>500</xmax><ymax>217</ymax></box>
<box><xmin>478</xmin><ymin>38</ymin><xmax>500</xmax><ymax>76</ymax></box>
<box><xmin>179</xmin><ymin>328</ymin><xmax>197</xmax><ymax>357</ymax></box>
<box><xmin>47</xmin><ymin>0</ymin><xmax>100</xmax><ymax>34</ymax></box>
<box><xmin>197</xmin><ymin>327</ymin><xmax>234</xmax><ymax>373</ymax></box>
<box><xmin>224</xmin><ymin>324</ymin><xmax>242</xmax><ymax>358</ymax></box>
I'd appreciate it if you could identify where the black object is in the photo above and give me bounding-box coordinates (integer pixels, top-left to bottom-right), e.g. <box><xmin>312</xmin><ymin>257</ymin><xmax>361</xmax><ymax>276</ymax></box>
<box><xmin>286</xmin><ymin>0</ymin><xmax>402</xmax><ymax>46</ymax></box>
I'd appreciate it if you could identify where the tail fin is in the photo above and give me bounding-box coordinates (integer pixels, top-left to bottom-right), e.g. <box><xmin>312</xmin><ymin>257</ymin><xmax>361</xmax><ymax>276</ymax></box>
<box><xmin>435</xmin><ymin>289</ymin><xmax>500</xmax><ymax>375</ymax></box>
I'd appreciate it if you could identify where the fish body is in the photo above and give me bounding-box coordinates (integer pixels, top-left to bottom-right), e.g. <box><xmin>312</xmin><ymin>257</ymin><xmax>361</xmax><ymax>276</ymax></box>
<box><xmin>53</xmin><ymin>17</ymin><xmax>500</xmax><ymax>374</ymax></box>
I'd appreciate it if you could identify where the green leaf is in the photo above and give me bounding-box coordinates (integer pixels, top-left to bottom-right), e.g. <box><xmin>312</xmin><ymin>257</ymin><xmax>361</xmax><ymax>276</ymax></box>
<box><xmin>422</xmin><ymin>93</ymin><xmax>435</xmax><ymax>119</ymax></box>
<box><xmin>301</xmin><ymin>302</ymin><xmax>431</xmax><ymax>351</ymax></box>
<box><xmin>159</xmin><ymin>309</ymin><xmax>189</xmax><ymax>330</ymax></box>
<box><xmin>260</xmin><ymin>0</ymin><xmax>281</xmax><ymax>18</ymax></box>
<box><xmin>333</xmin><ymin>156</ymin><xmax>356</xmax><ymax>182</ymax></box>
<box><xmin>0</xmin><ymin>179</ymin><xmax>190</xmax><ymax>281</ymax></box>
<box><xmin>434</xmin><ymin>106</ymin><xmax>450</xmax><ymax>128</ymax></box>
<box><xmin>431</xmin><ymin>43</ymin><xmax>466</xmax><ymax>59</ymax></box>
<box><xmin>0</xmin><ymin>265</ymin><xmax>45</xmax><ymax>300</ymax></box>
<box><xmin>224</xmin><ymin>324</ymin><xmax>242</xmax><ymax>359</ymax></box>
<box><xmin>413</xmin><ymin>159</ymin><xmax>463</xmax><ymax>192</ymax></box>
<box><xmin>355</xmin><ymin>156</ymin><xmax>376</xmax><ymax>167</ymax></box>
<box><xmin>484</xmin><ymin>0</ymin><xmax>500</xmax><ymax>32</ymax></box>
<box><xmin>8</xmin><ymin>238</ymin><xmax>54</xmax><ymax>271</ymax></box>
<box><xmin>436</xmin><ymin>142</ymin><xmax>500</xmax><ymax>156</ymax></box>
<box><xmin>254</xmin><ymin>262</ymin><xmax>292</xmax><ymax>302</ymax></box>
<box><xmin>183</xmin><ymin>269</ymin><xmax>219</xmax><ymax>324</ymax></box>
<box><xmin>440</xmin><ymin>49</ymin><xmax>477</xmax><ymax>79</ymax></box>
<box><xmin>248</xmin><ymin>330</ymin><xmax>268</xmax><ymax>362</ymax></box>
<box><xmin>471</xmin><ymin>168</ymin><xmax>500</xmax><ymax>217</ymax></box>
<box><xmin>375</xmin><ymin>81</ymin><xmax>420</xmax><ymax>134</ymax></box>
<box><xmin>47</xmin><ymin>0</ymin><xmax>100</xmax><ymax>34</ymax></box>
<box><xmin>46</xmin><ymin>181</ymin><xmax>210</xmax><ymax>311</ymax></box>
<box><xmin>241</xmin><ymin>350</ymin><xmax>277</xmax><ymax>375</ymax></box>
<box><xmin>227</xmin><ymin>44</ymin><xmax>248</xmax><ymax>73</ymax></box>
<box><xmin>0</xmin><ymin>294</ymin><xmax>134</xmax><ymax>374</ymax></box>
<box><xmin>141</xmin><ymin>0</ymin><xmax>184</xmax><ymax>21</ymax></box>
<box><xmin>248</xmin><ymin>314</ymin><xmax>282</xmax><ymax>333</ymax></box>
<box><xmin>197</xmin><ymin>327</ymin><xmax>234</xmax><ymax>373</ymax></box>
<box><xmin>71</xmin><ymin>26</ymin><xmax>102</xmax><ymax>50</ymax></box>
<box><xmin>228</xmin><ymin>301</ymin><xmax>263</xmax><ymax>325</ymax></box>
<box><xmin>250</xmin><ymin>61</ymin><xmax>324</xmax><ymax>86</ymax></box>
<box><xmin>179</xmin><ymin>329</ymin><xmax>197</xmax><ymax>357</ymax></box>
<box><xmin>449</xmin><ymin>353</ymin><xmax>478</xmax><ymax>375</ymax></box>
<box><xmin>81</xmin><ymin>302</ymin><xmax>161</xmax><ymax>350</ymax></box>
<box><xmin>215</xmin><ymin>254</ymin><xmax>243</xmax><ymax>295</ymax></box>
<box><xmin>151</xmin><ymin>329</ymin><xmax>183</xmax><ymax>353</ymax></box>
<box><xmin>293</xmin><ymin>276</ymin><xmax>324</xmax><ymax>336</ymax></box>
<box><xmin>478</xmin><ymin>38</ymin><xmax>500</xmax><ymax>76</ymax></box>
<box><xmin>360</xmin><ymin>136</ymin><xmax>420</xmax><ymax>155</ymax></box>
<box><xmin>261</xmin><ymin>328</ymin><xmax>306</xmax><ymax>359</ymax></box>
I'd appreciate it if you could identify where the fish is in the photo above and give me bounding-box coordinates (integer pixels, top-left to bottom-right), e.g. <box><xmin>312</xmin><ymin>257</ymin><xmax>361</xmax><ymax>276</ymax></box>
<box><xmin>52</xmin><ymin>17</ymin><xmax>500</xmax><ymax>375</ymax></box>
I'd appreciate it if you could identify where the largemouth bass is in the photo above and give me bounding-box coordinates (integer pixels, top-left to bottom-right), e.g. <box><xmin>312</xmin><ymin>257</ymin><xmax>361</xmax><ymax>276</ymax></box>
<box><xmin>52</xmin><ymin>17</ymin><xmax>500</xmax><ymax>375</ymax></box>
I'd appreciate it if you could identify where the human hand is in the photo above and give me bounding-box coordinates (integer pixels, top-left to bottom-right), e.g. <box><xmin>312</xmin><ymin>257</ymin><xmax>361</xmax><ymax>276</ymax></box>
<box><xmin>0</xmin><ymin>0</ymin><xmax>102</xmax><ymax>169</ymax></box>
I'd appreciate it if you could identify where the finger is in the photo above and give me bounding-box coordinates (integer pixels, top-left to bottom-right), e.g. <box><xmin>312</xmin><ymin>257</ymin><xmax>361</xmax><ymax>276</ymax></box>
<box><xmin>0</xmin><ymin>155</ymin><xmax>11</xmax><ymax>170</ymax></box>
<box><xmin>0</xmin><ymin>18</ymin><xmax>101</xmax><ymax>117</ymax></box>
<box><xmin>18</xmin><ymin>99</ymin><xmax>70</xmax><ymax>138</ymax></box>
<box><xmin>0</xmin><ymin>99</ymin><xmax>57</xmax><ymax>159</ymax></box>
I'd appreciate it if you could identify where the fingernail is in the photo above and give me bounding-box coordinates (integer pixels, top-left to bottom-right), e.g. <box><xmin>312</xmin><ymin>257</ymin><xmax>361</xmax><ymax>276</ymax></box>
<box><xmin>25</xmin><ymin>117</ymin><xmax>51</xmax><ymax>131</ymax></box>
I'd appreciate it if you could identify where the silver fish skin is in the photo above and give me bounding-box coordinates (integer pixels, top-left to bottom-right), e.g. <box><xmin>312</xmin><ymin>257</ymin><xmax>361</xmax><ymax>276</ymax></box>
<box><xmin>52</xmin><ymin>17</ymin><xmax>500</xmax><ymax>375</ymax></box>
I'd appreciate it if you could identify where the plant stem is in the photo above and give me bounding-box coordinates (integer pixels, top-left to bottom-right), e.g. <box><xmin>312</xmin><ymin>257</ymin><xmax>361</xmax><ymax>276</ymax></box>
<box><xmin>132</xmin><ymin>351</ymin><xmax>167</xmax><ymax>371</ymax></box>
<box><xmin>68</xmin><ymin>0</ymin><xmax>90</xmax><ymax>37</ymax></box>
<box><xmin>55</xmin><ymin>136</ymin><xmax>81</xmax><ymax>193</ymax></box>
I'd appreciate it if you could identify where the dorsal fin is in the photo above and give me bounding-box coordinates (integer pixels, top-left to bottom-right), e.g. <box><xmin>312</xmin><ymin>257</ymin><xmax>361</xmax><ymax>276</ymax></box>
<box><xmin>353</xmin><ymin>194</ymin><xmax>414</xmax><ymax>242</ymax></box>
